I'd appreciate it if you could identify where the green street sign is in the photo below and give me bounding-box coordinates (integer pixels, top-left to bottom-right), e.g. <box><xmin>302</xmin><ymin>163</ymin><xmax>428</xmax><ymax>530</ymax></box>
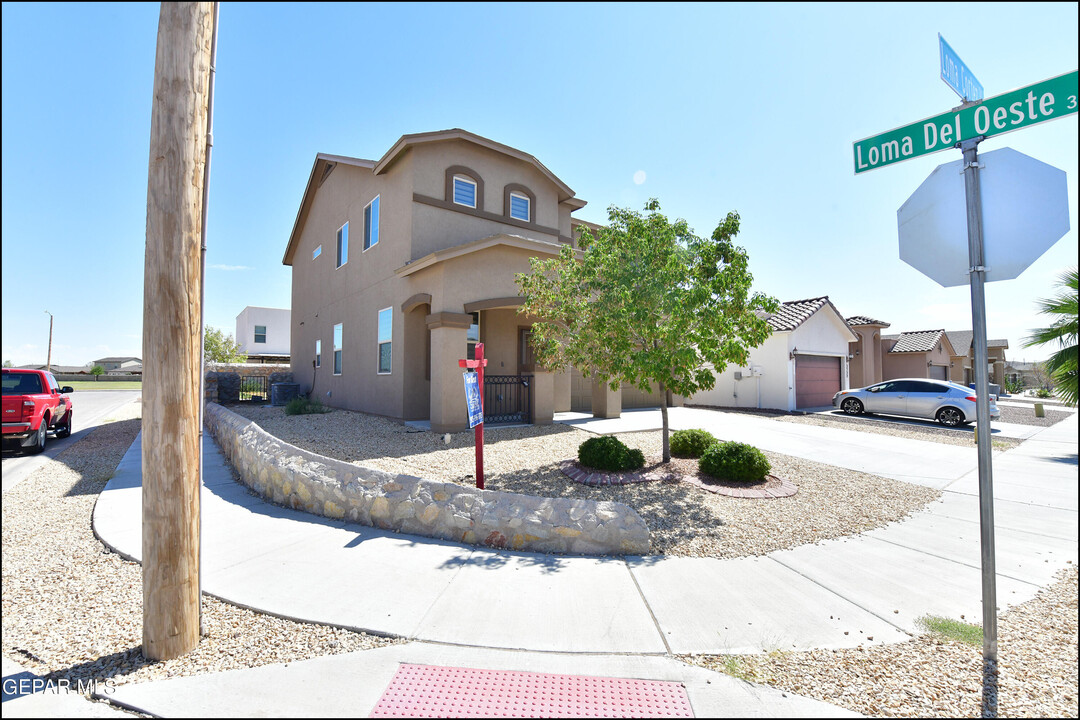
<box><xmin>853</xmin><ymin>70</ymin><xmax>1078</xmax><ymax>174</ymax></box>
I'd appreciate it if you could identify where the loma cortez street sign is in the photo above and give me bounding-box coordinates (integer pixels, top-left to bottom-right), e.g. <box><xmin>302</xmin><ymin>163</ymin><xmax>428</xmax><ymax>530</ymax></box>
<box><xmin>853</xmin><ymin>70</ymin><xmax>1077</xmax><ymax>173</ymax></box>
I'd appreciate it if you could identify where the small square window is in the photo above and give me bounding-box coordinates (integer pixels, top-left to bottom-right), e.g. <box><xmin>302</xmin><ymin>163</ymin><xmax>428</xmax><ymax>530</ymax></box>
<box><xmin>510</xmin><ymin>192</ymin><xmax>530</xmax><ymax>221</ymax></box>
<box><xmin>254</xmin><ymin>325</ymin><xmax>266</xmax><ymax>344</ymax></box>
<box><xmin>453</xmin><ymin>176</ymin><xmax>477</xmax><ymax>208</ymax></box>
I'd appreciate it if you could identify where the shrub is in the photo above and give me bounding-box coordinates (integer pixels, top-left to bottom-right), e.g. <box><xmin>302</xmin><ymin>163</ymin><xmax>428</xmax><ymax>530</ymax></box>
<box><xmin>699</xmin><ymin>441</ymin><xmax>771</xmax><ymax>482</ymax></box>
<box><xmin>578</xmin><ymin>435</ymin><xmax>645</xmax><ymax>472</ymax></box>
<box><xmin>285</xmin><ymin>396</ymin><xmax>332</xmax><ymax>415</ymax></box>
<box><xmin>1035</xmin><ymin>387</ymin><xmax>1052</xmax><ymax>399</ymax></box>
<box><xmin>670</xmin><ymin>428</ymin><xmax>717</xmax><ymax>458</ymax></box>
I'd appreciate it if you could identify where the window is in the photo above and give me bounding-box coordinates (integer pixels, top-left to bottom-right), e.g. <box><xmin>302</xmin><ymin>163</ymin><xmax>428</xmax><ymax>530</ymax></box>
<box><xmin>509</xmin><ymin>192</ymin><xmax>530</xmax><ymax>221</ymax></box>
<box><xmin>377</xmin><ymin>308</ymin><xmax>392</xmax><ymax>374</ymax></box>
<box><xmin>315</xmin><ymin>339</ymin><xmax>321</xmax><ymax>368</ymax></box>
<box><xmin>466</xmin><ymin>312</ymin><xmax>480</xmax><ymax>360</ymax></box>
<box><xmin>336</xmin><ymin>222</ymin><xmax>348</xmax><ymax>267</ymax></box>
<box><xmin>313</xmin><ymin>244</ymin><xmax>322</xmax><ymax>260</ymax></box>
<box><xmin>333</xmin><ymin>323</ymin><xmax>343</xmax><ymax>375</ymax></box>
<box><xmin>254</xmin><ymin>325</ymin><xmax>266</xmax><ymax>344</ymax></box>
<box><xmin>364</xmin><ymin>196</ymin><xmax>380</xmax><ymax>251</ymax></box>
<box><xmin>453</xmin><ymin>176</ymin><xmax>477</xmax><ymax>208</ymax></box>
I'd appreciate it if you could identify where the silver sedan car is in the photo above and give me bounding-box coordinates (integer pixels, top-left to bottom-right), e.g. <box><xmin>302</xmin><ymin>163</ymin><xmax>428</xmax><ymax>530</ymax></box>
<box><xmin>832</xmin><ymin>378</ymin><xmax>1000</xmax><ymax>427</ymax></box>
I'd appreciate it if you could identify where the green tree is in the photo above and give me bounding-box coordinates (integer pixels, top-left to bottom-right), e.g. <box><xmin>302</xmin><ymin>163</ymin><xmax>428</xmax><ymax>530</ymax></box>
<box><xmin>90</xmin><ymin>365</ymin><xmax>105</xmax><ymax>376</ymax></box>
<box><xmin>517</xmin><ymin>199</ymin><xmax>777</xmax><ymax>462</ymax></box>
<box><xmin>1023</xmin><ymin>268</ymin><xmax>1077</xmax><ymax>406</ymax></box>
<box><xmin>204</xmin><ymin>326</ymin><xmax>247</xmax><ymax>364</ymax></box>
<box><xmin>2</xmin><ymin>360</ymin><xmax>13</xmax><ymax>368</ymax></box>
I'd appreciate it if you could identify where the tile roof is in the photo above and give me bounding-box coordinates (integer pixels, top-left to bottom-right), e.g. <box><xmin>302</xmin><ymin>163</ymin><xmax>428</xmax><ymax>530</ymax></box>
<box><xmin>763</xmin><ymin>297</ymin><xmax>831</xmax><ymax>332</ymax></box>
<box><xmin>846</xmin><ymin>315</ymin><xmax>890</xmax><ymax>327</ymax></box>
<box><xmin>888</xmin><ymin>329</ymin><xmax>947</xmax><ymax>353</ymax></box>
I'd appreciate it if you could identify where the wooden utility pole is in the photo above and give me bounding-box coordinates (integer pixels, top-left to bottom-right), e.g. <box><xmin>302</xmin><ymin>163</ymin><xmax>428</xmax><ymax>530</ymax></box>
<box><xmin>142</xmin><ymin>2</ymin><xmax>214</xmax><ymax>661</ymax></box>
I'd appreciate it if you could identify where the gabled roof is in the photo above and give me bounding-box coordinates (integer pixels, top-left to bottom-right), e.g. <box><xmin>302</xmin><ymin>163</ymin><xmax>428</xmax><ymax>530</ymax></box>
<box><xmin>945</xmin><ymin>330</ymin><xmax>1009</xmax><ymax>353</ymax></box>
<box><xmin>395</xmin><ymin>233</ymin><xmax>565</xmax><ymax>278</ymax></box>
<box><xmin>846</xmin><ymin>315</ymin><xmax>890</xmax><ymax>327</ymax></box>
<box><xmin>94</xmin><ymin>356</ymin><xmax>141</xmax><ymax>363</ymax></box>
<box><xmin>945</xmin><ymin>330</ymin><xmax>973</xmax><ymax>354</ymax></box>
<box><xmin>764</xmin><ymin>297</ymin><xmax>829</xmax><ymax>331</ymax></box>
<box><xmin>763</xmin><ymin>297</ymin><xmax>857</xmax><ymax>341</ymax></box>
<box><xmin>887</xmin><ymin>329</ymin><xmax>955</xmax><ymax>355</ymax></box>
<box><xmin>284</xmin><ymin>129</ymin><xmax>582</xmax><ymax>266</ymax></box>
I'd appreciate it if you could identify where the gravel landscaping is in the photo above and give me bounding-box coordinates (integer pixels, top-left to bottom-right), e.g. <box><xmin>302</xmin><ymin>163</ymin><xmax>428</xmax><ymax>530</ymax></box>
<box><xmin>682</xmin><ymin>565</ymin><xmax>1078</xmax><ymax>718</ymax></box>
<box><xmin>1</xmin><ymin>400</ymin><xmax>401</xmax><ymax>693</ymax></box>
<box><xmin>996</xmin><ymin>404</ymin><xmax>1073</xmax><ymax>427</ymax></box>
<box><xmin>228</xmin><ymin>404</ymin><xmax>941</xmax><ymax>559</ymax></box>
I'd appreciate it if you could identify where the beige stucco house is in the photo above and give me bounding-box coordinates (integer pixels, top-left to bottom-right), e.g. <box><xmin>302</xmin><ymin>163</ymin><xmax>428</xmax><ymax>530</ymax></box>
<box><xmin>846</xmin><ymin>316</ymin><xmax>891</xmax><ymax>389</ymax></box>
<box><xmin>689</xmin><ymin>297</ymin><xmax>858</xmax><ymax>411</ymax></box>
<box><xmin>880</xmin><ymin>329</ymin><xmax>958</xmax><ymax>382</ymax></box>
<box><xmin>284</xmin><ymin>129</ymin><xmax>651</xmax><ymax>432</ymax></box>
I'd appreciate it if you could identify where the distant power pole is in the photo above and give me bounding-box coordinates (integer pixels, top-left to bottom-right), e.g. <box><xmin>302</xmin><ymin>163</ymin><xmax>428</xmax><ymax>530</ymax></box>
<box><xmin>141</xmin><ymin>1</ymin><xmax>215</xmax><ymax>661</ymax></box>
<box><xmin>44</xmin><ymin>310</ymin><xmax>53</xmax><ymax>371</ymax></box>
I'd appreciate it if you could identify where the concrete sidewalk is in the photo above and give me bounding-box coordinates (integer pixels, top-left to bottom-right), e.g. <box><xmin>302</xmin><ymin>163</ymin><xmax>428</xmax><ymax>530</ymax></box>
<box><xmin>88</xmin><ymin>410</ymin><xmax>1077</xmax><ymax>717</ymax></box>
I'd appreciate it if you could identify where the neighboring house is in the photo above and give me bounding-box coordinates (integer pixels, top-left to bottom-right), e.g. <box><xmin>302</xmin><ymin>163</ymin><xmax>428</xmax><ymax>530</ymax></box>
<box><xmin>236</xmin><ymin>306</ymin><xmax>291</xmax><ymax>363</ymax></box>
<box><xmin>689</xmin><ymin>297</ymin><xmax>857</xmax><ymax>411</ymax></box>
<box><xmin>17</xmin><ymin>364</ymin><xmax>88</xmax><ymax>374</ymax></box>
<box><xmin>285</xmin><ymin>129</ymin><xmax>612</xmax><ymax>432</ymax></box>
<box><xmin>881</xmin><ymin>330</ymin><xmax>957</xmax><ymax>382</ymax></box>
<box><xmin>92</xmin><ymin>357</ymin><xmax>142</xmax><ymax>374</ymax></box>
<box><xmin>1005</xmin><ymin>360</ymin><xmax>1044</xmax><ymax>389</ymax></box>
<box><xmin>846</xmin><ymin>316</ymin><xmax>891</xmax><ymax>389</ymax></box>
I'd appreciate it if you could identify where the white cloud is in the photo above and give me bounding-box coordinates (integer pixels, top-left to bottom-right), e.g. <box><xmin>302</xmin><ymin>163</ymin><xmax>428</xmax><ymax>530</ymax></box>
<box><xmin>633</xmin><ymin>170</ymin><xmax>646</xmax><ymax>185</ymax></box>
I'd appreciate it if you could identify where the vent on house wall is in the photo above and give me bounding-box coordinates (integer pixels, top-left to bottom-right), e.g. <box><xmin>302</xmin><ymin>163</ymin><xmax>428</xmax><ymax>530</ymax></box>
<box><xmin>318</xmin><ymin>162</ymin><xmax>336</xmax><ymax>187</ymax></box>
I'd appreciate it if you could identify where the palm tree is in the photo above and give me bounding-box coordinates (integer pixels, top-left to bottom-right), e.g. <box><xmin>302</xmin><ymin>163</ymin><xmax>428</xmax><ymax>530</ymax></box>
<box><xmin>1024</xmin><ymin>268</ymin><xmax>1078</xmax><ymax>406</ymax></box>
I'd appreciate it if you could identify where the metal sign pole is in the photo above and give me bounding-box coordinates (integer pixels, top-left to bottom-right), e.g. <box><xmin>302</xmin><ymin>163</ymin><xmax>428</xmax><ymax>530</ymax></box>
<box><xmin>958</xmin><ymin>136</ymin><xmax>999</xmax><ymax>717</ymax></box>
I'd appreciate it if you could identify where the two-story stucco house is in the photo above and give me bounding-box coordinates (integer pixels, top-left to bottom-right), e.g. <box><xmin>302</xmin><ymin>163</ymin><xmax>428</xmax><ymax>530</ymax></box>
<box><xmin>284</xmin><ymin>129</ymin><xmax>622</xmax><ymax>432</ymax></box>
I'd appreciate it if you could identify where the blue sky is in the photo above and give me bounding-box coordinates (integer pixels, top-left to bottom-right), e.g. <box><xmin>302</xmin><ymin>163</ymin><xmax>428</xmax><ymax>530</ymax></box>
<box><xmin>2</xmin><ymin>2</ymin><xmax>1077</xmax><ymax>368</ymax></box>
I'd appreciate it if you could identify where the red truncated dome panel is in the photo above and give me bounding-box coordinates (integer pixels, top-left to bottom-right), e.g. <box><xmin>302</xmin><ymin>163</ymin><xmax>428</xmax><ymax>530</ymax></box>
<box><xmin>371</xmin><ymin>663</ymin><xmax>694</xmax><ymax>718</ymax></box>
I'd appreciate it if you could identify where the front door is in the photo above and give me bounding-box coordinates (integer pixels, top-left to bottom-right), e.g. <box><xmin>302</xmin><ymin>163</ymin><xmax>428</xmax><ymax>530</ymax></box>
<box><xmin>518</xmin><ymin>327</ymin><xmax>535</xmax><ymax>374</ymax></box>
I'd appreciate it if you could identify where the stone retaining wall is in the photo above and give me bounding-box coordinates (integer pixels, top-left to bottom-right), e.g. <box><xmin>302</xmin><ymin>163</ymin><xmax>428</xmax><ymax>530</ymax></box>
<box><xmin>203</xmin><ymin>403</ymin><xmax>650</xmax><ymax>556</ymax></box>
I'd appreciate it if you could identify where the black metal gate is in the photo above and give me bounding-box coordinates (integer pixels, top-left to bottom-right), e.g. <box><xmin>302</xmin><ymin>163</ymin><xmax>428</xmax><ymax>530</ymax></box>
<box><xmin>239</xmin><ymin>375</ymin><xmax>269</xmax><ymax>402</ymax></box>
<box><xmin>483</xmin><ymin>375</ymin><xmax>532</xmax><ymax>425</ymax></box>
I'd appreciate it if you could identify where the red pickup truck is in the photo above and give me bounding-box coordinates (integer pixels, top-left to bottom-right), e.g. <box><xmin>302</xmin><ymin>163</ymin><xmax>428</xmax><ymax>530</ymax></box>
<box><xmin>2</xmin><ymin>368</ymin><xmax>74</xmax><ymax>454</ymax></box>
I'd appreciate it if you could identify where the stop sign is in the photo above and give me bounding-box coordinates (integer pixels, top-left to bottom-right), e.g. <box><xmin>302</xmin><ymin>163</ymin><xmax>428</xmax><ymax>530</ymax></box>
<box><xmin>897</xmin><ymin>147</ymin><xmax>1070</xmax><ymax>287</ymax></box>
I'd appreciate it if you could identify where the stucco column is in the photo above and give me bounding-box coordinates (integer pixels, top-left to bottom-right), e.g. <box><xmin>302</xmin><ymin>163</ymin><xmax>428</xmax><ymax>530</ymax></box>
<box><xmin>591</xmin><ymin>378</ymin><xmax>621</xmax><ymax>418</ymax></box>
<box><xmin>552</xmin><ymin>369</ymin><xmax>571</xmax><ymax>413</ymax></box>
<box><xmin>532</xmin><ymin>370</ymin><xmax>554</xmax><ymax>425</ymax></box>
<box><xmin>427</xmin><ymin>312</ymin><xmax>473</xmax><ymax>433</ymax></box>
<box><xmin>992</xmin><ymin>361</ymin><xmax>1005</xmax><ymax>387</ymax></box>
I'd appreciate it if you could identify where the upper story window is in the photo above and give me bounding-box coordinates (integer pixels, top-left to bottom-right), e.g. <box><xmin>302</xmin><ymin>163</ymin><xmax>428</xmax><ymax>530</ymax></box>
<box><xmin>313</xmin><ymin>244</ymin><xmax>322</xmax><ymax>260</ymax></box>
<box><xmin>336</xmin><ymin>222</ymin><xmax>348</xmax><ymax>268</ymax></box>
<box><xmin>364</xmin><ymin>195</ymin><xmax>380</xmax><ymax>251</ymax></box>
<box><xmin>453</xmin><ymin>176</ymin><xmax>477</xmax><ymax>208</ymax></box>
<box><xmin>254</xmin><ymin>325</ymin><xmax>267</xmax><ymax>344</ymax></box>
<box><xmin>509</xmin><ymin>192</ymin><xmax>530</xmax><ymax>221</ymax></box>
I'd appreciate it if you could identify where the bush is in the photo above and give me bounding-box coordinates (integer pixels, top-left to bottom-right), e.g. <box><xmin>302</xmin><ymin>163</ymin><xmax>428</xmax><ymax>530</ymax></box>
<box><xmin>285</xmin><ymin>396</ymin><xmax>332</xmax><ymax>415</ymax></box>
<box><xmin>578</xmin><ymin>435</ymin><xmax>645</xmax><ymax>472</ymax></box>
<box><xmin>1035</xmin><ymin>388</ymin><xmax>1052</xmax><ymax>399</ymax></box>
<box><xmin>670</xmin><ymin>428</ymin><xmax>717</xmax><ymax>458</ymax></box>
<box><xmin>699</xmin><ymin>441</ymin><xmax>771</xmax><ymax>482</ymax></box>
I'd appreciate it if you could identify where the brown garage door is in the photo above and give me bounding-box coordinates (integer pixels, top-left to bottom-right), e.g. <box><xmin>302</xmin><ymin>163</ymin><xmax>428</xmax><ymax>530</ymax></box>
<box><xmin>795</xmin><ymin>355</ymin><xmax>841</xmax><ymax>409</ymax></box>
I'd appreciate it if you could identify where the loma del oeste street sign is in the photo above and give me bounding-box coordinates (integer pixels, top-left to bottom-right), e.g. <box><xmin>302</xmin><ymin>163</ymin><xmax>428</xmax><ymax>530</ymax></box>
<box><xmin>853</xmin><ymin>69</ymin><xmax>1077</xmax><ymax>173</ymax></box>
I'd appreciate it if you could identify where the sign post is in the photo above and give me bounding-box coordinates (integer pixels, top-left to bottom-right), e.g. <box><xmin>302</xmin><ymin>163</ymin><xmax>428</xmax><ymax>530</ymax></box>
<box><xmin>459</xmin><ymin>342</ymin><xmax>487</xmax><ymax>489</ymax></box>
<box><xmin>856</xmin><ymin>50</ymin><xmax>1077</xmax><ymax>717</ymax></box>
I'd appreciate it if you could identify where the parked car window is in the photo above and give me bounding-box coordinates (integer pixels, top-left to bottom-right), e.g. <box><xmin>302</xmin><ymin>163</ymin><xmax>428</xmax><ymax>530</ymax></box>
<box><xmin>909</xmin><ymin>381</ymin><xmax>944</xmax><ymax>393</ymax></box>
<box><xmin>3</xmin><ymin>373</ymin><xmax>43</xmax><ymax>395</ymax></box>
